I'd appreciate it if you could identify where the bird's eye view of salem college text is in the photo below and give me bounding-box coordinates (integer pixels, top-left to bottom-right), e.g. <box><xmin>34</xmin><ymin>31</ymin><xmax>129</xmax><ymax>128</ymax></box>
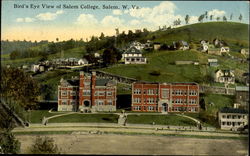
<box><xmin>0</xmin><ymin>0</ymin><xmax>249</xmax><ymax>155</ymax></box>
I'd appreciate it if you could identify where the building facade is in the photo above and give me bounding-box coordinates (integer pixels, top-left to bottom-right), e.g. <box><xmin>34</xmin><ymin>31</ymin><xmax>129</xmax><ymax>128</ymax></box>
<box><xmin>131</xmin><ymin>82</ymin><xmax>200</xmax><ymax>113</ymax></box>
<box><xmin>58</xmin><ymin>71</ymin><xmax>117</xmax><ymax>112</ymax></box>
<box><xmin>122</xmin><ymin>47</ymin><xmax>147</xmax><ymax>64</ymax></box>
<box><xmin>218</xmin><ymin>107</ymin><xmax>248</xmax><ymax>130</ymax></box>
<box><xmin>214</xmin><ymin>69</ymin><xmax>235</xmax><ymax>84</ymax></box>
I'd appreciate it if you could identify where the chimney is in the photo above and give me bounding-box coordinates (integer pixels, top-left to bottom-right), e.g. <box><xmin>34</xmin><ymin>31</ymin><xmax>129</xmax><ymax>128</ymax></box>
<box><xmin>91</xmin><ymin>71</ymin><xmax>96</xmax><ymax>89</ymax></box>
<box><xmin>80</xmin><ymin>71</ymin><xmax>84</xmax><ymax>87</ymax></box>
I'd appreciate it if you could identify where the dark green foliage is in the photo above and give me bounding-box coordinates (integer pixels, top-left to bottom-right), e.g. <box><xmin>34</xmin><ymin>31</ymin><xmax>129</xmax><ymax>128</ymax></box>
<box><xmin>198</xmin><ymin>110</ymin><xmax>219</xmax><ymax>128</ymax></box>
<box><xmin>1</xmin><ymin>67</ymin><xmax>40</xmax><ymax>110</ymax></box>
<box><xmin>9</xmin><ymin>50</ymin><xmax>21</xmax><ymax>60</ymax></box>
<box><xmin>30</xmin><ymin>136</ymin><xmax>59</xmax><ymax>154</ymax></box>
<box><xmin>102</xmin><ymin>47</ymin><xmax>121</xmax><ymax>66</ymax></box>
<box><xmin>149</xmin><ymin>70</ymin><xmax>161</xmax><ymax>76</ymax></box>
<box><xmin>0</xmin><ymin>131</ymin><xmax>21</xmax><ymax>154</ymax></box>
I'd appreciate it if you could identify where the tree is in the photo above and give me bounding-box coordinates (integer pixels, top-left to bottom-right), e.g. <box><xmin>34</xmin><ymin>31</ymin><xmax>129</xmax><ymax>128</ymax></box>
<box><xmin>210</xmin><ymin>15</ymin><xmax>213</xmax><ymax>21</ymax></box>
<box><xmin>216</xmin><ymin>17</ymin><xmax>220</xmax><ymax>21</ymax></box>
<box><xmin>198</xmin><ymin>14</ymin><xmax>205</xmax><ymax>22</ymax></box>
<box><xmin>1</xmin><ymin>67</ymin><xmax>40</xmax><ymax>110</ymax></box>
<box><xmin>0</xmin><ymin>131</ymin><xmax>20</xmax><ymax>154</ymax></box>
<box><xmin>230</xmin><ymin>14</ymin><xmax>233</xmax><ymax>20</ymax></box>
<box><xmin>223</xmin><ymin>16</ymin><xmax>227</xmax><ymax>22</ymax></box>
<box><xmin>10</xmin><ymin>50</ymin><xmax>21</xmax><ymax>60</ymax></box>
<box><xmin>205</xmin><ymin>11</ymin><xmax>208</xmax><ymax>19</ymax></box>
<box><xmin>239</xmin><ymin>14</ymin><xmax>242</xmax><ymax>22</ymax></box>
<box><xmin>185</xmin><ymin>15</ymin><xmax>190</xmax><ymax>24</ymax></box>
<box><xmin>99</xmin><ymin>32</ymin><xmax>105</xmax><ymax>40</ymax></box>
<box><xmin>102</xmin><ymin>47</ymin><xmax>121</xmax><ymax>66</ymax></box>
<box><xmin>29</xmin><ymin>136</ymin><xmax>59</xmax><ymax>154</ymax></box>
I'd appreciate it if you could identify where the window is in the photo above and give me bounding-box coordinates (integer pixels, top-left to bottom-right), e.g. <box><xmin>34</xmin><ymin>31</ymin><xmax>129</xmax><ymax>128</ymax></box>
<box><xmin>227</xmin><ymin>122</ymin><xmax>231</xmax><ymax>126</ymax></box>
<box><xmin>162</xmin><ymin>89</ymin><xmax>169</xmax><ymax>98</ymax></box>
<box><xmin>84</xmin><ymin>82</ymin><xmax>90</xmax><ymax>86</ymax></box>
<box><xmin>70</xmin><ymin>91</ymin><xmax>76</xmax><ymax>96</ymax></box>
<box><xmin>134</xmin><ymin>106</ymin><xmax>141</xmax><ymax>110</ymax></box>
<box><xmin>189</xmin><ymin>90</ymin><xmax>197</xmax><ymax>96</ymax></box>
<box><xmin>62</xmin><ymin>101</ymin><xmax>67</xmax><ymax>105</ymax></box>
<box><xmin>147</xmin><ymin>98</ymin><xmax>154</xmax><ymax>104</ymax></box>
<box><xmin>147</xmin><ymin>89</ymin><xmax>154</xmax><ymax>95</ymax></box>
<box><xmin>71</xmin><ymin>101</ymin><xmax>76</xmax><ymax>105</ymax></box>
<box><xmin>61</xmin><ymin>91</ymin><xmax>67</xmax><ymax>96</ymax></box>
<box><xmin>222</xmin><ymin>115</ymin><xmax>226</xmax><ymax>118</ymax></box>
<box><xmin>133</xmin><ymin>98</ymin><xmax>141</xmax><ymax>103</ymax></box>
<box><xmin>189</xmin><ymin>99</ymin><xmax>196</xmax><ymax>104</ymax></box>
<box><xmin>83</xmin><ymin>90</ymin><xmax>91</xmax><ymax>96</ymax></box>
<box><xmin>98</xmin><ymin>100</ymin><xmax>104</xmax><ymax>105</ymax></box>
<box><xmin>107</xmin><ymin>91</ymin><xmax>112</xmax><ymax>96</ymax></box>
<box><xmin>107</xmin><ymin>100</ymin><xmax>113</xmax><ymax>105</ymax></box>
<box><xmin>148</xmin><ymin>106</ymin><xmax>154</xmax><ymax>111</ymax></box>
<box><xmin>134</xmin><ymin>89</ymin><xmax>141</xmax><ymax>94</ymax></box>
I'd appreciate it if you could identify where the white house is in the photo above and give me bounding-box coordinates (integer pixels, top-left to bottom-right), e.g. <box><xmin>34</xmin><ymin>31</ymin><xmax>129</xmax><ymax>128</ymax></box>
<box><xmin>218</xmin><ymin>107</ymin><xmax>248</xmax><ymax>131</ymax></box>
<box><xmin>31</xmin><ymin>64</ymin><xmax>40</xmax><ymax>72</ymax></box>
<box><xmin>78</xmin><ymin>58</ymin><xmax>88</xmax><ymax>65</ymax></box>
<box><xmin>208</xmin><ymin>59</ymin><xmax>218</xmax><ymax>67</ymax></box>
<box><xmin>94</xmin><ymin>53</ymin><xmax>100</xmax><ymax>58</ymax></box>
<box><xmin>220</xmin><ymin>47</ymin><xmax>230</xmax><ymax>53</ymax></box>
<box><xmin>130</xmin><ymin>41</ymin><xmax>145</xmax><ymax>51</ymax></box>
<box><xmin>122</xmin><ymin>47</ymin><xmax>147</xmax><ymax>64</ymax></box>
<box><xmin>214</xmin><ymin>69</ymin><xmax>235</xmax><ymax>84</ymax></box>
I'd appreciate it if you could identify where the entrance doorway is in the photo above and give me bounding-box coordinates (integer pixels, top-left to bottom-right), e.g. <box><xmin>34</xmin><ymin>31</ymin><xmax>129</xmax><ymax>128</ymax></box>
<box><xmin>162</xmin><ymin>103</ymin><xmax>168</xmax><ymax>112</ymax></box>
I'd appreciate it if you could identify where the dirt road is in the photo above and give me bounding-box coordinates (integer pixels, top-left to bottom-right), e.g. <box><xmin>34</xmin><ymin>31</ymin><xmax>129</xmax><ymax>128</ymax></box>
<box><xmin>16</xmin><ymin>133</ymin><xmax>248</xmax><ymax>155</ymax></box>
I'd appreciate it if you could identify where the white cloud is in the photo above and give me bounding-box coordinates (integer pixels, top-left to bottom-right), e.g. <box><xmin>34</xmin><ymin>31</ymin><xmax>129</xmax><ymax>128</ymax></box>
<box><xmin>16</xmin><ymin>17</ymin><xmax>35</xmax><ymax>23</ymax></box>
<box><xmin>126</xmin><ymin>1</ymin><xmax>182</xmax><ymax>27</ymax></box>
<box><xmin>16</xmin><ymin>18</ymin><xmax>24</xmax><ymax>22</ymax></box>
<box><xmin>101</xmin><ymin>16</ymin><xmax>124</xmax><ymax>27</ymax></box>
<box><xmin>130</xmin><ymin>19</ymin><xmax>140</xmax><ymax>25</ymax></box>
<box><xmin>36</xmin><ymin>10</ymin><xmax>64</xmax><ymax>21</ymax></box>
<box><xmin>189</xmin><ymin>16</ymin><xmax>198</xmax><ymax>24</ymax></box>
<box><xmin>208</xmin><ymin>9</ymin><xmax>226</xmax><ymax>18</ymax></box>
<box><xmin>75</xmin><ymin>14</ymin><xmax>98</xmax><ymax>27</ymax></box>
<box><xmin>113</xmin><ymin>10</ymin><xmax>122</xmax><ymax>15</ymax></box>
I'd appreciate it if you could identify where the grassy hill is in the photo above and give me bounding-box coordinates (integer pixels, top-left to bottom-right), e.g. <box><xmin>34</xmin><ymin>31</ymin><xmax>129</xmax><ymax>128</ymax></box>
<box><xmin>101</xmin><ymin>50</ymin><xmax>248</xmax><ymax>83</ymax></box>
<box><xmin>149</xmin><ymin>22</ymin><xmax>249</xmax><ymax>48</ymax></box>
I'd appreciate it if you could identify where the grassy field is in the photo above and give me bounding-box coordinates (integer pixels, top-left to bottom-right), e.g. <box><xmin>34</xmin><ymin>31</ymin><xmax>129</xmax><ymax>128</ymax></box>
<box><xmin>201</xmin><ymin>94</ymin><xmax>234</xmax><ymax>115</ymax></box>
<box><xmin>49</xmin><ymin>114</ymin><xmax>119</xmax><ymax>123</ymax></box>
<box><xmin>127</xmin><ymin>114</ymin><xmax>197</xmax><ymax>126</ymax></box>
<box><xmin>25</xmin><ymin>110</ymin><xmax>65</xmax><ymax>123</ymax></box>
<box><xmin>101</xmin><ymin>50</ymin><xmax>248</xmax><ymax>83</ymax></box>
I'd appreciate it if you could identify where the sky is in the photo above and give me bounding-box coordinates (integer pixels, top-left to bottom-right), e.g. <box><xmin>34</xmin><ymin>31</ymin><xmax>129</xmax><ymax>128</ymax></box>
<box><xmin>1</xmin><ymin>0</ymin><xmax>249</xmax><ymax>42</ymax></box>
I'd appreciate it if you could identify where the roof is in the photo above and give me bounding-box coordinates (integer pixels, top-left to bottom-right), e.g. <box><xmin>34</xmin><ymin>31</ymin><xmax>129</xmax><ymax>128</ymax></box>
<box><xmin>123</xmin><ymin>47</ymin><xmax>142</xmax><ymax>54</ymax></box>
<box><xmin>208</xmin><ymin>59</ymin><xmax>218</xmax><ymax>62</ymax></box>
<box><xmin>67</xmin><ymin>79</ymin><xmax>79</xmax><ymax>86</ymax></box>
<box><xmin>95</xmin><ymin>79</ymin><xmax>110</xmax><ymax>86</ymax></box>
<box><xmin>215</xmin><ymin>69</ymin><xmax>234</xmax><ymax>77</ymax></box>
<box><xmin>220</xmin><ymin>107</ymin><xmax>248</xmax><ymax>114</ymax></box>
<box><xmin>236</xmin><ymin>86</ymin><xmax>249</xmax><ymax>92</ymax></box>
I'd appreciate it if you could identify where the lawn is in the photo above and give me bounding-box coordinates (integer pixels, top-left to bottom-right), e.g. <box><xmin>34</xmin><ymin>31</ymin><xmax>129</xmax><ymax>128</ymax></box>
<box><xmin>201</xmin><ymin>94</ymin><xmax>234</xmax><ymax>115</ymax></box>
<box><xmin>127</xmin><ymin>114</ymin><xmax>197</xmax><ymax>126</ymax></box>
<box><xmin>49</xmin><ymin>114</ymin><xmax>119</xmax><ymax>123</ymax></box>
<box><xmin>25</xmin><ymin>110</ymin><xmax>65</xmax><ymax>123</ymax></box>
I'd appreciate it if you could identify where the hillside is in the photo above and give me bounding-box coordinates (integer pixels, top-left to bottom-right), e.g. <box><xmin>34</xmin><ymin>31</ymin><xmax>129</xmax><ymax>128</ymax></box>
<box><xmin>147</xmin><ymin>22</ymin><xmax>249</xmax><ymax>48</ymax></box>
<box><xmin>101</xmin><ymin>50</ymin><xmax>248</xmax><ymax>84</ymax></box>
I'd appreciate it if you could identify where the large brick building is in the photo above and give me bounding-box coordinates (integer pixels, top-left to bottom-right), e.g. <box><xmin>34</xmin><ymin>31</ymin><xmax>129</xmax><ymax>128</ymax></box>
<box><xmin>132</xmin><ymin>82</ymin><xmax>200</xmax><ymax>113</ymax></box>
<box><xmin>58</xmin><ymin>71</ymin><xmax>117</xmax><ymax>112</ymax></box>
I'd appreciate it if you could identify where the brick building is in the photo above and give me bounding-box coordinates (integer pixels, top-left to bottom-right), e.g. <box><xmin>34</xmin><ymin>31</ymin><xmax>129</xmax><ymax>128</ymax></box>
<box><xmin>132</xmin><ymin>82</ymin><xmax>199</xmax><ymax>113</ymax></box>
<box><xmin>58</xmin><ymin>71</ymin><xmax>117</xmax><ymax>112</ymax></box>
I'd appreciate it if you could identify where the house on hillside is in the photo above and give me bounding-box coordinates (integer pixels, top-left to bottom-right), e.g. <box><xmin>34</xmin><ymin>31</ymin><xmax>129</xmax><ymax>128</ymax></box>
<box><xmin>78</xmin><ymin>58</ymin><xmax>88</xmax><ymax>65</ymax></box>
<box><xmin>144</xmin><ymin>40</ymin><xmax>153</xmax><ymax>50</ymax></box>
<box><xmin>94</xmin><ymin>52</ymin><xmax>101</xmax><ymax>58</ymax></box>
<box><xmin>235</xmin><ymin>86</ymin><xmax>249</xmax><ymax>110</ymax></box>
<box><xmin>58</xmin><ymin>71</ymin><xmax>117</xmax><ymax>112</ymax></box>
<box><xmin>130</xmin><ymin>41</ymin><xmax>145</xmax><ymax>51</ymax></box>
<box><xmin>218</xmin><ymin>107</ymin><xmax>248</xmax><ymax>131</ymax></box>
<box><xmin>213</xmin><ymin>38</ymin><xmax>227</xmax><ymax>47</ymax></box>
<box><xmin>208</xmin><ymin>59</ymin><xmax>218</xmax><ymax>67</ymax></box>
<box><xmin>131</xmin><ymin>82</ymin><xmax>200</xmax><ymax>113</ymax></box>
<box><xmin>31</xmin><ymin>64</ymin><xmax>40</xmax><ymax>72</ymax></box>
<box><xmin>214</xmin><ymin>69</ymin><xmax>235</xmax><ymax>84</ymax></box>
<box><xmin>178</xmin><ymin>41</ymin><xmax>189</xmax><ymax>50</ymax></box>
<box><xmin>220</xmin><ymin>47</ymin><xmax>230</xmax><ymax>53</ymax></box>
<box><xmin>208</xmin><ymin>48</ymin><xmax>223</xmax><ymax>55</ymax></box>
<box><xmin>122</xmin><ymin>47</ymin><xmax>147</xmax><ymax>64</ymax></box>
<box><xmin>200</xmin><ymin>40</ymin><xmax>209</xmax><ymax>52</ymax></box>
<box><xmin>153</xmin><ymin>42</ymin><xmax>161</xmax><ymax>50</ymax></box>
<box><xmin>240</xmin><ymin>49</ymin><xmax>249</xmax><ymax>55</ymax></box>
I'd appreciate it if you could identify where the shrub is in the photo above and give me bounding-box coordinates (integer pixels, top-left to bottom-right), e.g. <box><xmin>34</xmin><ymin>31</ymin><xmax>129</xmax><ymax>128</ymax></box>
<box><xmin>29</xmin><ymin>136</ymin><xmax>59</xmax><ymax>154</ymax></box>
<box><xmin>149</xmin><ymin>70</ymin><xmax>161</xmax><ymax>76</ymax></box>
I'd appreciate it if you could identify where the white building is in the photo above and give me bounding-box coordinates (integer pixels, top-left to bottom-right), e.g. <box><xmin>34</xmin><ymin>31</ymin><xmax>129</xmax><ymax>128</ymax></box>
<box><xmin>122</xmin><ymin>47</ymin><xmax>147</xmax><ymax>64</ymax></box>
<box><xmin>214</xmin><ymin>69</ymin><xmax>235</xmax><ymax>84</ymax></box>
<box><xmin>78</xmin><ymin>58</ymin><xmax>88</xmax><ymax>65</ymax></box>
<box><xmin>31</xmin><ymin>64</ymin><xmax>40</xmax><ymax>72</ymax></box>
<box><xmin>218</xmin><ymin>107</ymin><xmax>248</xmax><ymax>131</ymax></box>
<box><xmin>220</xmin><ymin>47</ymin><xmax>230</xmax><ymax>53</ymax></box>
<box><xmin>130</xmin><ymin>41</ymin><xmax>145</xmax><ymax>51</ymax></box>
